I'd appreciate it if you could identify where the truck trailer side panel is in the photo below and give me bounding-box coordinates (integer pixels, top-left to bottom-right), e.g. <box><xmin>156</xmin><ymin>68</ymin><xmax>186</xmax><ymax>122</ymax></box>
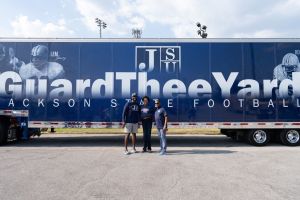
<box><xmin>0</xmin><ymin>39</ymin><xmax>300</xmax><ymax>146</ymax></box>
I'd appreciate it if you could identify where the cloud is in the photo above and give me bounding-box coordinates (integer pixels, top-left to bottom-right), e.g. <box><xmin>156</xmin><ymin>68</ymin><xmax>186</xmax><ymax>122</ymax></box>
<box><xmin>75</xmin><ymin>0</ymin><xmax>145</xmax><ymax>37</ymax></box>
<box><xmin>133</xmin><ymin>0</ymin><xmax>300</xmax><ymax>38</ymax></box>
<box><xmin>11</xmin><ymin>15</ymin><xmax>74</xmax><ymax>38</ymax></box>
<box><xmin>233</xmin><ymin>30</ymin><xmax>283</xmax><ymax>38</ymax></box>
<box><xmin>74</xmin><ymin>0</ymin><xmax>300</xmax><ymax>38</ymax></box>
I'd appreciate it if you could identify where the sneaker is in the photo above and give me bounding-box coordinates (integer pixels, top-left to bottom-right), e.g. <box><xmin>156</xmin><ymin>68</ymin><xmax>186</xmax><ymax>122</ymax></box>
<box><xmin>148</xmin><ymin>149</ymin><xmax>152</xmax><ymax>153</ymax></box>
<box><xmin>142</xmin><ymin>149</ymin><xmax>147</xmax><ymax>153</ymax></box>
<box><xmin>124</xmin><ymin>150</ymin><xmax>130</xmax><ymax>155</ymax></box>
<box><xmin>131</xmin><ymin>149</ymin><xmax>137</xmax><ymax>153</ymax></box>
<box><xmin>159</xmin><ymin>151</ymin><xmax>166</xmax><ymax>156</ymax></box>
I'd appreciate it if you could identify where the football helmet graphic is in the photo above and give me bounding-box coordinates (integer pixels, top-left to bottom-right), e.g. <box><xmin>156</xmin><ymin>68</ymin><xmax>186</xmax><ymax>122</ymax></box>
<box><xmin>281</xmin><ymin>53</ymin><xmax>299</xmax><ymax>78</ymax></box>
<box><xmin>31</xmin><ymin>45</ymin><xmax>49</xmax><ymax>68</ymax></box>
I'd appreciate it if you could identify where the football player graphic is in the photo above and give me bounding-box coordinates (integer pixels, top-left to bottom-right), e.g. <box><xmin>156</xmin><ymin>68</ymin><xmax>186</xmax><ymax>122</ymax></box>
<box><xmin>19</xmin><ymin>45</ymin><xmax>65</xmax><ymax>81</ymax></box>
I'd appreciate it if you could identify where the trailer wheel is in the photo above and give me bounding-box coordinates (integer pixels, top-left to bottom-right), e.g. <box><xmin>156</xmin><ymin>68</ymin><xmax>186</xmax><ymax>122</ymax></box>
<box><xmin>0</xmin><ymin>122</ymin><xmax>9</xmax><ymax>145</ymax></box>
<box><xmin>280</xmin><ymin>130</ymin><xmax>300</xmax><ymax>146</ymax></box>
<box><xmin>247</xmin><ymin>129</ymin><xmax>270</xmax><ymax>146</ymax></box>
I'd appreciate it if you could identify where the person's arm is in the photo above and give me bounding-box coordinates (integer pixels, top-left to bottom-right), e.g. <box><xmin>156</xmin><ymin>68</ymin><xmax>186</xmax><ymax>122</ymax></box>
<box><xmin>163</xmin><ymin>116</ymin><xmax>168</xmax><ymax>131</ymax></box>
<box><xmin>152</xmin><ymin>106</ymin><xmax>156</xmax><ymax>121</ymax></box>
<box><xmin>138</xmin><ymin>105</ymin><xmax>142</xmax><ymax>122</ymax></box>
<box><xmin>163</xmin><ymin>108</ymin><xmax>168</xmax><ymax>131</ymax></box>
<box><xmin>122</xmin><ymin>102</ymin><xmax>128</xmax><ymax>128</ymax></box>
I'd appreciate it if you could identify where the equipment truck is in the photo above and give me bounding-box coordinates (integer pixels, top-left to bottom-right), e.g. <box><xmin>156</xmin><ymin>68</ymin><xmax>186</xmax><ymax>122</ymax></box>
<box><xmin>1</xmin><ymin>38</ymin><xmax>300</xmax><ymax>146</ymax></box>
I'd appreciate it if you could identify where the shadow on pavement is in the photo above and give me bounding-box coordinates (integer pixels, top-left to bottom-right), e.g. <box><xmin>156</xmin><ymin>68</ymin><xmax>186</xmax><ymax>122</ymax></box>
<box><xmin>165</xmin><ymin>149</ymin><xmax>236</xmax><ymax>155</ymax></box>
<box><xmin>1</xmin><ymin>134</ymin><xmax>256</xmax><ymax>148</ymax></box>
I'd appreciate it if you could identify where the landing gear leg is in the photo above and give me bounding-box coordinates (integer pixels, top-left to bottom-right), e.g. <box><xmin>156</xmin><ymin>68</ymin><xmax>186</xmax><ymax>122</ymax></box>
<box><xmin>20</xmin><ymin>117</ymin><xmax>29</xmax><ymax>140</ymax></box>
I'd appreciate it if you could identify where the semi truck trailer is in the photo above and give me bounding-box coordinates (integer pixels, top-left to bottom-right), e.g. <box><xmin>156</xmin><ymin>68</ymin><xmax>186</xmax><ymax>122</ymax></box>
<box><xmin>0</xmin><ymin>38</ymin><xmax>300</xmax><ymax>146</ymax></box>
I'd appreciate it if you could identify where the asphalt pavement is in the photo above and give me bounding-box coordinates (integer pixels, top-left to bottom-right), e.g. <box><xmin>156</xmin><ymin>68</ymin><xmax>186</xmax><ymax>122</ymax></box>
<box><xmin>0</xmin><ymin>134</ymin><xmax>300</xmax><ymax>200</ymax></box>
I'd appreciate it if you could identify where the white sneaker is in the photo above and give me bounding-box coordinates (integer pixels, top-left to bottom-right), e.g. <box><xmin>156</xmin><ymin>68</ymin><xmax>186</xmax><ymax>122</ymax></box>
<box><xmin>124</xmin><ymin>150</ymin><xmax>130</xmax><ymax>155</ymax></box>
<box><xmin>131</xmin><ymin>149</ymin><xmax>137</xmax><ymax>154</ymax></box>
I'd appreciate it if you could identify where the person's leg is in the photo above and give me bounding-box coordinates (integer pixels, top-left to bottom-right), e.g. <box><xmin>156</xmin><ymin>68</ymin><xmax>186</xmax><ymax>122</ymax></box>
<box><xmin>143</xmin><ymin>120</ymin><xmax>149</xmax><ymax>150</ymax></box>
<box><xmin>131</xmin><ymin>123</ymin><xmax>138</xmax><ymax>152</ymax></box>
<box><xmin>142</xmin><ymin>120</ymin><xmax>147</xmax><ymax>151</ymax></box>
<box><xmin>124</xmin><ymin>123</ymin><xmax>130</xmax><ymax>154</ymax></box>
<box><xmin>157</xmin><ymin>129</ymin><xmax>162</xmax><ymax>152</ymax></box>
<box><xmin>124</xmin><ymin>133</ymin><xmax>130</xmax><ymax>152</ymax></box>
<box><xmin>132</xmin><ymin>133</ymin><xmax>137</xmax><ymax>151</ymax></box>
<box><xmin>147</xmin><ymin>120</ymin><xmax>152</xmax><ymax>151</ymax></box>
<box><xmin>161</xmin><ymin>129</ymin><xmax>167</xmax><ymax>153</ymax></box>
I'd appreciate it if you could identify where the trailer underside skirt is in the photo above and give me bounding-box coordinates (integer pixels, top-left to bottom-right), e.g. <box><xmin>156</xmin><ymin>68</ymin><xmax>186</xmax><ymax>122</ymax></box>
<box><xmin>28</xmin><ymin>121</ymin><xmax>300</xmax><ymax>129</ymax></box>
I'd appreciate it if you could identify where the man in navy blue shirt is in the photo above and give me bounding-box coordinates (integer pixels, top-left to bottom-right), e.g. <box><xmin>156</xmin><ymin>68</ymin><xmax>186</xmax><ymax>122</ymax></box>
<box><xmin>122</xmin><ymin>93</ymin><xmax>141</xmax><ymax>155</ymax></box>
<box><xmin>141</xmin><ymin>96</ymin><xmax>154</xmax><ymax>152</ymax></box>
<box><xmin>154</xmin><ymin>99</ymin><xmax>168</xmax><ymax>155</ymax></box>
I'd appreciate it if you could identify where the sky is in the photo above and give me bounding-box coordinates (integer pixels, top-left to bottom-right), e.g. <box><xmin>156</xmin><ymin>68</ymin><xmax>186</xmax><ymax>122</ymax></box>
<box><xmin>0</xmin><ymin>0</ymin><xmax>300</xmax><ymax>38</ymax></box>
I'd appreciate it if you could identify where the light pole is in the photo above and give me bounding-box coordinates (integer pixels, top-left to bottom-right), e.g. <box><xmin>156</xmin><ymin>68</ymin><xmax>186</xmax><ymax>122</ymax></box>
<box><xmin>132</xmin><ymin>28</ymin><xmax>142</xmax><ymax>38</ymax></box>
<box><xmin>196</xmin><ymin>22</ymin><xmax>208</xmax><ymax>38</ymax></box>
<box><xmin>95</xmin><ymin>18</ymin><xmax>107</xmax><ymax>38</ymax></box>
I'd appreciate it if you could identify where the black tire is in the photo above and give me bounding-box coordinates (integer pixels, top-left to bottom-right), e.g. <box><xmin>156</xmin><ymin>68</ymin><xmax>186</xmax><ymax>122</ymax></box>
<box><xmin>280</xmin><ymin>130</ymin><xmax>300</xmax><ymax>146</ymax></box>
<box><xmin>0</xmin><ymin>122</ymin><xmax>9</xmax><ymax>145</ymax></box>
<box><xmin>247</xmin><ymin>129</ymin><xmax>270</xmax><ymax>146</ymax></box>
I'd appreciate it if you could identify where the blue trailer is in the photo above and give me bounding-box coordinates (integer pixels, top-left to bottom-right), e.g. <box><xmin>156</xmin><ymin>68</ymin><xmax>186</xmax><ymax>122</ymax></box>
<box><xmin>0</xmin><ymin>38</ymin><xmax>300</xmax><ymax>146</ymax></box>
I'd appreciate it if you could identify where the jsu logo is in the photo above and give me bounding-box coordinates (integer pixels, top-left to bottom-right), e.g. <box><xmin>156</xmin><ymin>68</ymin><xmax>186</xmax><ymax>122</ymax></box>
<box><xmin>136</xmin><ymin>46</ymin><xmax>181</xmax><ymax>73</ymax></box>
<box><xmin>131</xmin><ymin>105</ymin><xmax>139</xmax><ymax>111</ymax></box>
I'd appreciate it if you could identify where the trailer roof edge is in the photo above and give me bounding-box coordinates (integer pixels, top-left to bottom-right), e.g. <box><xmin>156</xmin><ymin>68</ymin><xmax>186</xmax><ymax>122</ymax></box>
<box><xmin>1</xmin><ymin>38</ymin><xmax>300</xmax><ymax>43</ymax></box>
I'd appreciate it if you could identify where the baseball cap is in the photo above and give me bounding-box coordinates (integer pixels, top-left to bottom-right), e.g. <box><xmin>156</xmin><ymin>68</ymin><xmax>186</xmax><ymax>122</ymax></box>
<box><xmin>131</xmin><ymin>92</ymin><xmax>137</xmax><ymax>97</ymax></box>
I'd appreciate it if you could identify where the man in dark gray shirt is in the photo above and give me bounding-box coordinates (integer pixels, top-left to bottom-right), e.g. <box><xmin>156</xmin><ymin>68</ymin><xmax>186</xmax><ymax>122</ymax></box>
<box><xmin>154</xmin><ymin>99</ymin><xmax>168</xmax><ymax>155</ymax></box>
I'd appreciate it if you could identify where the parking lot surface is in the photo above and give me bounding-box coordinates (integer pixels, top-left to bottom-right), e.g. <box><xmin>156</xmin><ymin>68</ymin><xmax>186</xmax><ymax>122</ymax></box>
<box><xmin>1</xmin><ymin>134</ymin><xmax>300</xmax><ymax>200</ymax></box>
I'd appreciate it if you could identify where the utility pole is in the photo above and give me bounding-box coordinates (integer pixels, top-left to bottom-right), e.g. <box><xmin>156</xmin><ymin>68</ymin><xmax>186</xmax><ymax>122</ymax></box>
<box><xmin>95</xmin><ymin>18</ymin><xmax>107</xmax><ymax>38</ymax></box>
<box><xmin>196</xmin><ymin>22</ymin><xmax>208</xmax><ymax>38</ymax></box>
<box><xmin>132</xmin><ymin>28</ymin><xmax>142</xmax><ymax>38</ymax></box>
